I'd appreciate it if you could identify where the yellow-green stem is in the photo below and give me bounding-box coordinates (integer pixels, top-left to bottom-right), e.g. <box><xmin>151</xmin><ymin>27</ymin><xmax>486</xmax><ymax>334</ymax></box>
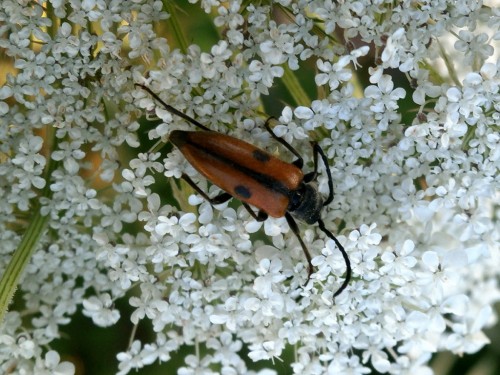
<box><xmin>164</xmin><ymin>1</ymin><xmax>189</xmax><ymax>55</ymax></box>
<box><xmin>281</xmin><ymin>64</ymin><xmax>312</xmax><ymax>106</ymax></box>
<box><xmin>0</xmin><ymin>209</ymin><xmax>49</xmax><ymax>323</ymax></box>
<box><xmin>436</xmin><ymin>39</ymin><xmax>461</xmax><ymax>88</ymax></box>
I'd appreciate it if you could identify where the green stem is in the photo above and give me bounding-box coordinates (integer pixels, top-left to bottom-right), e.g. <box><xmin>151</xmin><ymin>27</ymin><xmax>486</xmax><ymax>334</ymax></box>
<box><xmin>436</xmin><ymin>39</ymin><xmax>461</xmax><ymax>88</ymax></box>
<box><xmin>281</xmin><ymin>64</ymin><xmax>311</xmax><ymax>106</ymax></box>
<box><xmin>0</xmin><ymin>104</ymin><xmax>56</xmax><ymax>324</ymax></box>
<box><xmin>0</xmin><ymin>209</ymin><xmax>49</xmax><ymax>323</ymax></box>
<box><xmin>164</xmin><ymin>1</ymin><xmax>189</xmax><ymax>54</ymax></box>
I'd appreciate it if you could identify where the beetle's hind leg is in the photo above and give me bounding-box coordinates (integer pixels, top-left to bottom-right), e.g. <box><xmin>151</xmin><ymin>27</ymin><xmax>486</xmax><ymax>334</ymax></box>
<box><xmin>241</xmin><ymin>203</ymin><xmax>268</xmax><ymax>222</ymax></box>
<box><xmin>181</xmin><ymin>174</ymin><xmax>232</xmax><ymax>205</ymax></box>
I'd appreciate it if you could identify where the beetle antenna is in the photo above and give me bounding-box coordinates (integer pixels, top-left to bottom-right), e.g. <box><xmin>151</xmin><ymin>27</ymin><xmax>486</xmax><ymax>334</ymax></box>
<box><xmin>135</xmin><ymin>83</ymin><xmax>211</xmax><ymax>131</ymax></box>
<box><xmin>317</xmin><ymin>218</ymin><xmax>351</xmax><ymax>297</ymax></box>
<box><xmin>314</xmin><ymin>144</ymin><xmax>334</xmax><ymax>206</ymax></box>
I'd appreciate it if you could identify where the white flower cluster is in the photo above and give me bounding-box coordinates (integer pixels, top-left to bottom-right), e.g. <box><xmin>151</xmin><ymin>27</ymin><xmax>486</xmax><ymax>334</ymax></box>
<box><xmin>1</xmin><ymin>0</ymin><xmax>499</xmax><ymax>374</ymax></box>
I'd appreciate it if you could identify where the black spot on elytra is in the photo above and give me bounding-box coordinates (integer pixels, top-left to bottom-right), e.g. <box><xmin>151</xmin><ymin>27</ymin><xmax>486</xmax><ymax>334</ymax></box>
<box><xmin>234</xmin><ymin>185</ymin><xmax>251</xmax><ymax>199</ymax></box>
<box><xmin>252</xmin><ymin>149</ymin><xmax>270</xmax><ymax>162</ymax></box>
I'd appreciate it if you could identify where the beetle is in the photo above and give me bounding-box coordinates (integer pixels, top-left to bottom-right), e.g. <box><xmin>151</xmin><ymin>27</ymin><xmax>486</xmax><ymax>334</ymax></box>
<box><xmin>136</xmin><ymin>83</ymin><xmax>351</xmax><ymax>297</ymax></box>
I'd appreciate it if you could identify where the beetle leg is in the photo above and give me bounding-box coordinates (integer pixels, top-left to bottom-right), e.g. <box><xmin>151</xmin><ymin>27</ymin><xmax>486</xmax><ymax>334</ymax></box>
<box><xmin>181</xmin><ymin>173</ymin><xmax>232</xmax><ymax>205</ymax></box>
<box><xmin>241</xmin><ymin>202</ymin><xmax>268</xmax><ymax>222</ymax></box>
<box><xmin>303</xmin><ymin>143</ymin><xmax>334</xmax><ymax>206</ymax></box>
<box><xmin>263</xmin><ymin>117</ymin><xmax>304</xmax><ymax>169</ymax></box>
<box><xmin>285</xmin><ymin>213</ymin><xmax>313</xmax><ymax>285</ymax></box>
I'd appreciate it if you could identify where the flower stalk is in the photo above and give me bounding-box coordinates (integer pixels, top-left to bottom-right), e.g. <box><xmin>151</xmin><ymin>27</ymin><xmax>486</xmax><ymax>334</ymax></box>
<box><xmin>0</xmin><ymin>209</ymin><xmax>48</xmax><ymax>323</ymax></box>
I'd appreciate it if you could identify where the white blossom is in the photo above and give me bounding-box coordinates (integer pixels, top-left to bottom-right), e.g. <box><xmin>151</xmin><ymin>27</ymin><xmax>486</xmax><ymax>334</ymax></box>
<box><xmin>0</xmin><ymin>1</ymin><xmax>499</xmax><ymax>375</ymax></box>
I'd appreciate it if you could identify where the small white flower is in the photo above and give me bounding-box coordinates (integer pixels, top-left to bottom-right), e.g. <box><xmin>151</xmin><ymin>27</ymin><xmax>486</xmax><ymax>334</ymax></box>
<box><xmin>381</xmin><ymin>28</ymin><xmax>407</xmax><ymax>69</ymax></box>
<box><xmin>37</xmin><ymin>351</ymin><xmax>75</xmax><ymax>375</ymax></box>
<box><xmin>454</xmin><ymin>31</ymin><xmax>494</xmax><ymax>65</ymax></box>
<box><xmin>11</xmin><ymin>135</ymin><xmax>46</xmax><ymax>172</ymax></box>
<box><xmin>51</xmin><ymin>141</ymin><xmax>86</xmax><ymax>174</ymax></box>
<box><xmin>82</xmin><ymin>294</ymin><xmax>120</xmax><ymax>327</ymax></box>
<box><xmin>365</xmin><ymin>75</ymin><xmax>406</xmax><ymax>113</ymax></box>
<box><xmin>315</xmin><ymin>57</ymin><xmax>352</xmax><ymax>91</ymax></box>
<box><xmin>253</xmin><ymin>258</ymin><xmax>286</xmax><ymax>298</ymax></box>
<box><xmin>248</xmin><ymin>60</ymin><xmax>284</xmax><ymax>90</ymax></box>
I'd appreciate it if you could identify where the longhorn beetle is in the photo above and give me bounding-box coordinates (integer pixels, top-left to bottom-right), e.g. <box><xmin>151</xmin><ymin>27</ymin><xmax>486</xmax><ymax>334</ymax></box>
<box><xmin>136</xmin><ymin>83</ymin><xmax>351</xmax><ymax>297</ymax></box>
